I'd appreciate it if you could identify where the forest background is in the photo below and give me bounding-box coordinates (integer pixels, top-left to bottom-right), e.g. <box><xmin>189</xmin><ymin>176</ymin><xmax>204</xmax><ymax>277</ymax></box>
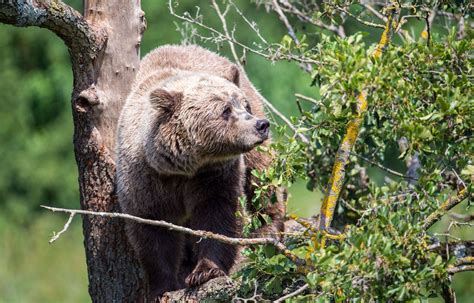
<box><xmin>0</xmin><ymin>0</ymin><xmax>471</xmax><ymax>302</ymax></box>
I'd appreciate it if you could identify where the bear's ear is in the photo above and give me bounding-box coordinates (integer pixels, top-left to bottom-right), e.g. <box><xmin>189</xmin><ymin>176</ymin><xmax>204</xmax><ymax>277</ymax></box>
<box><xmin>150</xmin><ymin>89</ymin><xmax>183</xmax><ymax>119</ymax></box>
<box><xmin>223</xmin><ymin>64</ymin><xmax>240</xmax><ymax>87</ymax></box>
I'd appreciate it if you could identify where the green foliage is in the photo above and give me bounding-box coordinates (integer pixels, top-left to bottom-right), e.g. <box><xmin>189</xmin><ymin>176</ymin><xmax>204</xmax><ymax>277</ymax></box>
<box><xmin>236</xmin><ymin>11</ymin><xmax>472</xmax><ymax>303</ymax></box>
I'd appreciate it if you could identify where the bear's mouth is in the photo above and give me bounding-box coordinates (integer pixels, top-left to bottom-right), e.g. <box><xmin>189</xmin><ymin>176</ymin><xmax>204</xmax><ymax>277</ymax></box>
<box><xmin>254</xmin><ymin>133</ymin><xmax>269</xmax><ymax>146</ymax></box>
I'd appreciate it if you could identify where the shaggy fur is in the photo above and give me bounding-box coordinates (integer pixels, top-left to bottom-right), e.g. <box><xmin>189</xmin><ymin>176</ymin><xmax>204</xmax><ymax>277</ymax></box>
<box><xmin>116</xmin><ymin>45</ymin><xmax>284</xmax><ymax>299</ymax></box>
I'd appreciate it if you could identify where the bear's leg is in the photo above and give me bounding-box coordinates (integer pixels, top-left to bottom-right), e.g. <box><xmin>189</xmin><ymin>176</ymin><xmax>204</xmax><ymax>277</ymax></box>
<box><xmin>178</xmin><ymin>234</ymin><xmax>196</xmax><ymax>285</ymax></box>
<box><xmin>126</xmin><ymin>222</ymin><xmax>184</xmax><ymax>298</ymax></box>
<box><xmin>185</xmin><ymin>197</ymin><xmax>238</xmax><ymax>287</ymax></box>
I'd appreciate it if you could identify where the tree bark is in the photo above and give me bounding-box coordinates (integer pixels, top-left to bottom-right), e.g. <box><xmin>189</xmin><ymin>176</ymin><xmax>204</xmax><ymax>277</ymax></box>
<box><xmin>0</xmin><ymin>0</ymin><xmax>148</xmax><ymax>301</ymax></box>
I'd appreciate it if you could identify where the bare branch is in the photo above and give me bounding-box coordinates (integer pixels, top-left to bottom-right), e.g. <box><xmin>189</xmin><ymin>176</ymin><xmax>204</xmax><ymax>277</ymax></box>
<box><xmin>261</xmin><ymin>94</ymin><xmax>310</xmax><ymax>144</ymax></box>
<box><xmin>332</xmin><ymin>5</ymin><xmax>385</xmax><ymax>29</ymax></box>
<box><xmin>41</xmin><ymin>205</ymin><xmax>307</xmax><ymax>267</ymax></box>
<box><xmin>271</xmin><ymin>0</ymin><xmax>312</xmax><ymax>72</ymax></box>
<box><xmin>168</xmin><ymin>0</ymin><xmax>319</xmax><ymax>65</ymax></box>
<box><xmin>423</xmin><ymin>189</ymin><xmax>470</xmax><ymax>230</ymax></box>
<box><xmin>450</xmin><ymin>212</ymin><xmax>474</xmax><ymax>223</ymax></box>
<box><xmin>295</xmin><ymin>93</ymin><xmax>319</xmax><ymax>105</ymax></box>
<box><xmin>0</xmin><ymin>0</ymin><xmax>106</xmax><ymax>57</ymax></box>
<box><xmin>274</xmin><ymin>283</ymin><xmax>309</xmax><ymax>303</ymax></box>
<box><xmin>49</xmin><ymin>212</ymin><xmax>75</xmax><ymax>244</ymax></box>
<box><xmin>351</xmin><ymin>152</ymin><xmax>413</xmax><ymax>180</ymax></box>
<box><xmin>211</xmin><ymin>0</ymin><xmax>242</xmax><ymax>69</ymax></box>
<box><xmin>278</xmin><ymin>0</ymin><xmax>346</xmax><ymax>37</ymax></box>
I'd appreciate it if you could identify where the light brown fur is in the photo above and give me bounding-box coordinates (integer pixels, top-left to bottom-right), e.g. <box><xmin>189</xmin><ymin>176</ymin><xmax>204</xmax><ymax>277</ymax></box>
<box><xmin>116</xmin><ymin>45</ymin><xmax>284</xmax><ymax>299</ymax></box>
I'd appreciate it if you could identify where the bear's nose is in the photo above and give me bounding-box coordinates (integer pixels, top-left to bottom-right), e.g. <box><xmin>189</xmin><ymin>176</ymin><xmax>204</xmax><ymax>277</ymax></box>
<box><xmin>255</xmin><ymin>119</ymin><xmax>270</xmax><ymax>135</ymax></box>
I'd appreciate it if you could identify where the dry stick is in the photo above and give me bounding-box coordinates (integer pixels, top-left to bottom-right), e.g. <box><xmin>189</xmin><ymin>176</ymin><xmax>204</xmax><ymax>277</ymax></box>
<box><xmin>318</xmin><ymin>6</ymin><xmax>399</xmax><ymax>233</ymax></box>
<box><xmin>41</xmin><ymin>205</ymin><xmax>306</xmax><ymax>267</ymax></box>
<box><xmin>209</xmin><ymin>0</ymin><xmax>309</xmax><ymax>144</ymax></box>
<box><xmin>295</xmin><ymin>93</ymin><xmax>319</xmax><ymax>105</ymax></box>
<box><xmin>49</xmin><ymin>212</ymin><xmax>75</xmax><ymax>244</ymax></box>
<box><xmin>278</xmin><ymin>0</ymin><xmax>345</xmax><ymax>38</ymax></box>
<box><xmin>271</xmin><ymin>0</ymin><xmax>312</xmax><ymax>73</ymax></box>
<box><xmin>350</xmin><ymin>152</ymin><xmax>412</xmax><ymax>180</ymax></box>
<box><xmin>334</xmin><ymin>5</ymin><xmax>385</xmax><ymax>29</ymax></box>
<box><xmin>422</xmin><ymin>189</ymin><xmax>469</xmax><ymax>230</ymax></box>
<box><xmin>168</xmin><ymin>0</ymin><xmax>319</xmax><ymax>65</ymax></box>
<box><xmin>210</xmin><ymin>0</ymin><xmax>242</xmax><ymax>69</ymax></box>
<box><xmin>274</xmin><ymin>283</ymin><xmax>309</xmax><ymax>303</ymax></box>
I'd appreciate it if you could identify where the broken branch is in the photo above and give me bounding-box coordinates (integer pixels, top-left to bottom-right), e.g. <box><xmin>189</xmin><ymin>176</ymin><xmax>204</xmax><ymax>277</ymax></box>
<box><xmin>41</xmin><ymin>205</ymin><xmax>306</xmax><ymax>267</ymax></box>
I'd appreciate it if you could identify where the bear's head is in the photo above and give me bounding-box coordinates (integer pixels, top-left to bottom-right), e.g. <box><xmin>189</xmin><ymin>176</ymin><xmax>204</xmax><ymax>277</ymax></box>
<box><xmin>145</xmin><ymin>67</ymin><xmax>269</xmax><ymax>176</ymax></box>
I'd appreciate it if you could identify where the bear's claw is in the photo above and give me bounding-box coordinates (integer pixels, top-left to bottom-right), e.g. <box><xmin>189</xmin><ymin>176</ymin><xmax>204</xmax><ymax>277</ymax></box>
<box><xmin>185</xmin><ymin>267</ymin><xmax>225</xmax><ymax>287</ymax></box>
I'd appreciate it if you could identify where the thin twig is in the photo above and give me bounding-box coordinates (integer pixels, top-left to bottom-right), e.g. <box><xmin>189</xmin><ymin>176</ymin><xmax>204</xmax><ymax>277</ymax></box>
<box><xmin>333</xmin><ymin>5</ymin><xmax>385</xmax><ymax>29</ymax></box>
<box><xmin>351</xmin><ymin>152</ymin><xmax>413</xmax><ymax>180</ymax></box>
<box><xmin>278</xmin><ymin>0</ymin><xmax>346</xmax><ymax>37</ymax></box>
<box><xmin>449</xmin><ymin>212</ymin><xmax>474</xmax><ymax>222</ymax></box>
<box><xmin>295</xmin><ymin>93</ymin><xmax>319</xmax><ymax>105</ymax></box>
<box><xmin>211</xmin><ymin>0</ymin><xmax>242</xmax><ymax>69</ymax></box>
<box><xmin>49</xmin><ymin>212</ymin><xmax>75</xmax><ymax>243</ymax></box>
<box><xmin>271</xmin><ymin>0</ymin><xmax>312</xmax><ymax>72</ymax></box>
<box><xmin>41</xmin><ymin>205</ymin><xmax>306</xmax><ymax>267</ymax></box>
<box><xmin>274</xmin><ymin>283</ymin><xmax>309</xmax><ymax>303</ymax></box>
<box><xmin>168</xmin><ymin>0</ymin><xmax>319</xmax><ymax>65</ymax></box>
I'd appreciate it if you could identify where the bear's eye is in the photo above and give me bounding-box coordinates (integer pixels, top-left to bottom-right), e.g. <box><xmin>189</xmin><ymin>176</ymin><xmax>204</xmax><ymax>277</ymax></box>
<box><xmin>222</xmin><ymin>105</ymin><xmax>232</xmax><ymax>120</ymax></box>
<box><xmin>244</xmin><ymin>101</ymin><xmax>252</xmax><ymax>114</ymax></box>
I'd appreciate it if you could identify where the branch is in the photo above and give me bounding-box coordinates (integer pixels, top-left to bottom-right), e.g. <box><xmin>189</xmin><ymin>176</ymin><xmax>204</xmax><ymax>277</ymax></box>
<box><xmin>318</xmin><ymin>5</ymin><xmax>399</xmax><ymax>232</ymax></box>
<box><xmin>271</xmin><ymin>0</ymin><xmax>312</xmax><ymax>73</ymax></box>
<box><xmin>295</xmin><ymin>93</ymin><xmax>319</xmax><ymax>105</ymax></box>
<box><xmin>168</xmin><ymin>0</ymin><xmax>318</xmax><ymax>65</ymax></box>
<box><xmin>210</xmin><ymin>0</ymin><xmax>242</xmax><ymax>69</ymax></box>
<box><xmin>450</xmin><ymin>212</ymin><xmax>474</xmax><ymax>222</ymax></box>
<box><xmin>49</xmin><ymin>212</ymin><xmax>75</xmax><ymax>244</ymax></box>
<box><xmin>441</xmin><ymin>284</ymin><xmax>456</xmax><ymax>303</ymax></box>
<box><xmin>351</xmin><ymin>152</ymin><xmax>412</xmax><ymax>180</ymax></box>
<box><xmin>447</xmin><ymin>264</ymin><xmax>474</xmax><ymax>274</ymax></box>
<box><xmin>41</xmin><ymin>205</ymin><xmax>306</xmax><ymax>267</ymax></box>
<box><xmin>278</xmin><ymin>0</ymin><xmax>346</xmax><ymax>37</ymax></box>
<box><xmin>429</xmin><ymin>240</ymin><xmax>474</xmax><ymax>259</ymax></box>
<box><xmin>274</xmin><ymin>283</ymin><xmax>309</xmax><ymax>303</ymax></box>
<box><xmin>0</xmin><ymin>0</ymin><xmax>106</xmax><ymax>58</ymax></box>
<box><xmin>162</xmin><ymin>276</ymin><xmax>239</xmax><ymax>303</ymax></box>
<box><xmin>423</xmin><ymin>189</ymin><xmax>470</xmax><ymax>230</ymax></box>
<box><xmin>333</xmin><ymin>5</ymin><xmax>385</xmax><ymax>29</ymax></box>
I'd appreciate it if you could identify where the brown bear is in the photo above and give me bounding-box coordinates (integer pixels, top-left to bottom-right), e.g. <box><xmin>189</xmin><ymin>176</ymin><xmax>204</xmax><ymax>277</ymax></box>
<box><xmin>116</xmin><ymin>45</ymin><xmax>284</xmax><ymax>299</ymax></box>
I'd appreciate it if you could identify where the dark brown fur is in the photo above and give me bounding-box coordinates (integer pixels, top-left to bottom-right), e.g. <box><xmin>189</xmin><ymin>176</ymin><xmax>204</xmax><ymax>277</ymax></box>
<box><xmin>116</xmin><ymin>45</ymin><xmax>284</xmax><ymax>299</ymax></box>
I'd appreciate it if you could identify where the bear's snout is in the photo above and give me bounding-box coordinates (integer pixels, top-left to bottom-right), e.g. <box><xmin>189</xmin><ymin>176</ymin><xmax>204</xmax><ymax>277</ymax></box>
<box><xmin>255</xmin><ymin>119</ymin><xmax>270</xmax><ymax>138</ymax></box>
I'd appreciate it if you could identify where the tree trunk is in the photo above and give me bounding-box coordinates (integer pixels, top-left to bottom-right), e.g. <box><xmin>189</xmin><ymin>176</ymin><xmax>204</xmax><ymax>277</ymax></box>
<box><xmin>74</xmin><ymin>1</ymin><xmax>148</xmax><ymax>301</ymax></box>
<box><xmin>0</xmin><ymin>0</ymin><xmax>148</xmax><ymax>301</ymax></box>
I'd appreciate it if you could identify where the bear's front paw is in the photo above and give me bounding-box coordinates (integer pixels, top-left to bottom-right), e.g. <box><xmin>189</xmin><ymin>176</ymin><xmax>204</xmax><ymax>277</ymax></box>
<box><xmin>185</xmin><ymin>259</ymin><xmax>226</xmax><ymax>287</ymax></box>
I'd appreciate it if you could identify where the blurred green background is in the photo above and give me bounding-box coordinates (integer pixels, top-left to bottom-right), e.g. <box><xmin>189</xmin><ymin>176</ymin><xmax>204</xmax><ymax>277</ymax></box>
<box><xmin>0</xmin><ymin>1</ymin><xmax>471</xmax><ymax>302</ymax></box>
